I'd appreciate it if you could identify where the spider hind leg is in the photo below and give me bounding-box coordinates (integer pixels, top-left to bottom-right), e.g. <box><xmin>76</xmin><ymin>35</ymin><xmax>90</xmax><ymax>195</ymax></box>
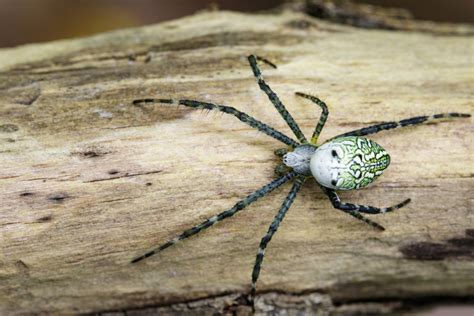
<box><xmin>323</xmin><ymin>187</ymin><xmax>411</xmax><ymax>231</ymax></box>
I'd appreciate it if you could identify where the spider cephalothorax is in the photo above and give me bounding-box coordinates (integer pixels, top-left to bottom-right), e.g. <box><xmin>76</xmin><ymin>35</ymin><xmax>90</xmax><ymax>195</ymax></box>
<box><xmin>131</xmin><ymin>55</ymin><xmax>470</xmax><ymax>307</ymax></box>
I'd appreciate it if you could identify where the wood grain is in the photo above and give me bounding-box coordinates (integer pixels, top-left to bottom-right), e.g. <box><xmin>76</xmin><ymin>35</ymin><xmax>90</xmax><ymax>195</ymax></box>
<box><xmin>0</xmin><ymin>7</ymin><xmax>473</xmax><ymax>315</ymax></box>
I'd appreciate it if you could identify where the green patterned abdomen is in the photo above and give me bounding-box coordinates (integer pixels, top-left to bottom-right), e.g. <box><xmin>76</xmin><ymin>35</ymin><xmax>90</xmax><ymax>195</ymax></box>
<box><xmin>310</xmin><ymin>136</ymin><xmax>390</xmax><ymax>190</ymax></box>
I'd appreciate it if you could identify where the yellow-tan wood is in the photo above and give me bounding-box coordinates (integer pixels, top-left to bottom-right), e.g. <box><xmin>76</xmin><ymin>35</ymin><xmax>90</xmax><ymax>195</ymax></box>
<box><xmin>0</xmin><ymin>6</ymin><xmax>473</xmax><ymax>315</ymax></box>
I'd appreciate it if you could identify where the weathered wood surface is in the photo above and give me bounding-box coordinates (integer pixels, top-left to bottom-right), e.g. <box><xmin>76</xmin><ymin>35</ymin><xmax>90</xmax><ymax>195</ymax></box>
<box><xmin>0</xmin><ymin>5</ymin><xmax>473</xmax><ymax>316</ymax></box>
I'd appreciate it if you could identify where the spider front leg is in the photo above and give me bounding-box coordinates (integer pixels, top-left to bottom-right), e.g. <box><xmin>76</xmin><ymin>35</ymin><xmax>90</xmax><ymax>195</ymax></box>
<box><xmin>248</xmin><ymin>55</ymin><xmax>308</xmax><ymax>143</ymax></box>
<box><xmin>295</xmin><ymin>92</ymin><xmax>329</xmax><ymax>144</ymax></box>
<box><xmin>132</xmin><ymin>98</ymin><xmax>299</xmax><ymax>147</ymax></box>
<box><xmin>249</xmin><ymin>176</ymin><xmax>306</xmax><ymax>306</ymax></box>
<box><xmin>335</xmin><ymin>113</ymin><xmax>470</xmax><ymax>138</ymax></box>
<box><xmin>322</xmin><ymin>187</ymin><xmax>411</xmax><ymax>231</ymax></box>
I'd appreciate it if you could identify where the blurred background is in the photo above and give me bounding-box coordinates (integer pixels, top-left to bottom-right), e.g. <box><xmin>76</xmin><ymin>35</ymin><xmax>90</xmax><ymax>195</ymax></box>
<box><xmin>0</xmin><ymin>0</ymin><xmax>473</xmax><ymax>48</ymax></box>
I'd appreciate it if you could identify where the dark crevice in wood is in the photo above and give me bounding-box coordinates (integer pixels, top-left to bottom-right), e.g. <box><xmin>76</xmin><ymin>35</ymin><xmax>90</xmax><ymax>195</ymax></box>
<box><xmin>400</xmin><ymin>229</ymin><xmax>474</xmax><ymax>260</ymax></box>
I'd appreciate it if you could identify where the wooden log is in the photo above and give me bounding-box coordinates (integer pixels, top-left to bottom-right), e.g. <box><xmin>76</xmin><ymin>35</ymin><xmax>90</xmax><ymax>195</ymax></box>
<box><xmin>0</xmin><ymin>3</ymin><xmax>472</xmax><ymax>315</ymax></box>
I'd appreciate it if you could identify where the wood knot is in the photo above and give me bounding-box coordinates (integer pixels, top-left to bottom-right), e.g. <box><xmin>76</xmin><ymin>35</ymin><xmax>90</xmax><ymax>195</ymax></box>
<box><xmin>47</xmin><ymin>192</ymin><xmax>70</xmax><ymax>203</ymax></box>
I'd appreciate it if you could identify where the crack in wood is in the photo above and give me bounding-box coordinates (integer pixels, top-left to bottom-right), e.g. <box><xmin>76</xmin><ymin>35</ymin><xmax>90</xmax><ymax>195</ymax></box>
<box><xmin>400</xmin><ymin>229</ymin><xmax>474</xmax><ymax>260</ymax></box>
<box><xmin>85</xmin><ymin>170</ymin><xmax>163</xmax><ymax>183</ymax></box>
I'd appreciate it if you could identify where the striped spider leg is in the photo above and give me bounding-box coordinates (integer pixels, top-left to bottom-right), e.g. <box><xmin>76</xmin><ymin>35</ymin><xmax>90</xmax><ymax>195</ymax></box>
<box><xmin>131</xmin><ymin>171</ymin><xmax>297</xmax><ymax>263</ymax></box>
<box><xmin>131</xmin><ymin>54</ymin><xmax>471</xmax><ymax>308</ymax></box>
<box><xmin>333</xmin><ymin>113</ymin><xmax>471</xmax><ymax>139</ymax></box>
<box><xmin>247</xmin><ymin>55</ymin><xmax>307</xmax><ymax>143</ymax></box>
<box><xmin>250</xmin><ymin>175</ymin><xmax>306</xmax><ymax>305</ymax></box>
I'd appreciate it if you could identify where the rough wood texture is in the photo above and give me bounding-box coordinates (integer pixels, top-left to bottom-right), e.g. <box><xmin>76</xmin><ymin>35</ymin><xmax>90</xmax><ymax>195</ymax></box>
<box><xmin>1</xmin><ymin>4</ymin><xmax>473</xmax><ymax>315</ymax></box>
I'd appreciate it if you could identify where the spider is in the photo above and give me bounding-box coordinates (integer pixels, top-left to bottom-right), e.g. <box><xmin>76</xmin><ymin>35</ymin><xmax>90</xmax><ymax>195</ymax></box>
<box><xmin>131</xmin><ymin>55</ymin><xmax>470</xmax><ymax>306</ymax></box>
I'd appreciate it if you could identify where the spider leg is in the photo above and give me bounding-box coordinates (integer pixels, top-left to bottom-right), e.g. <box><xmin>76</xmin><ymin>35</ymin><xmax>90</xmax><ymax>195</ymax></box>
<box><xmin>255</xmin><ymin>55</ymin><xmax>278</xmax><ymax>69</ymax></box>
<box><xmin>131</xmin><ymin>172</ymin><xmax>297</xmax><ymax>263</ymax></box>
<box><xmin>322</xmin><ymin>187</ymin><xmax>411</xmax><ymax>231</ymax></box>
<box><xmin>334</xmin><ymin>113</ymin><xmax>471</xmax><ymax>138</ymax></box>
<box><xmin>248</xmin><ymin>55</ymin><xmax>307</xmax><ymax>143</ymax></box>
<box><xmin>133</xmin><ymin>98</ymin><xmax>299</xmax><ymax>147</ymax></box>
<box><xmin>295</xmin><ymin>92</ymin><xmax>329</xmax><ymax>145</ymax></box>
<box><xmin>249</xmin><ymin>175</ymin><xmax>306</xmax><ymax>305</ymax></box>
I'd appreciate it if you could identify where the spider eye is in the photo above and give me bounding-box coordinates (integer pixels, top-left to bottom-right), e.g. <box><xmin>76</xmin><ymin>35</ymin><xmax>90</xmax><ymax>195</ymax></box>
<box><xmin>331</xmin><ymin>150</ymin><xmax>338</xmax><ymax>158</ymax></box>
<box><xmin>331</xmin><ymin>180</ymin><xmax>337</xmax><ymax>186</ymax></box>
